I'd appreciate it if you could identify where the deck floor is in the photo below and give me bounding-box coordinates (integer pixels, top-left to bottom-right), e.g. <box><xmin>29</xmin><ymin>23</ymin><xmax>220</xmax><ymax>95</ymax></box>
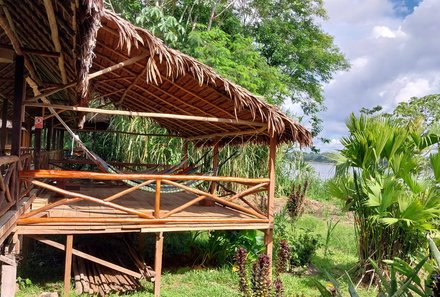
<box><xmin>17</xmin><ymin>183</ymin><xmax>270</xmax><ymax>234</ymax></box>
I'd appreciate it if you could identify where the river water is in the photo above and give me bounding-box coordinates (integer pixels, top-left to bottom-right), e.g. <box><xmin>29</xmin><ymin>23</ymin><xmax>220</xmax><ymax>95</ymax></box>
<box><xmin>308</xmin><ymin>162</ymin><xmax>336</xmax><ymax>180</ymax></box>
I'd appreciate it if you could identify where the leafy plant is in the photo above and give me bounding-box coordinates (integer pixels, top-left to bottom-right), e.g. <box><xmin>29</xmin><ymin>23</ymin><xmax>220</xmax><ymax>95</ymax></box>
<box><xmin>289</xmin><ymin>231</ymin><xmax>321</xmax><ymax>267</ymax></box>
<box><xmin>329</xmin><ymin>114</ymin><xmax>440</xmax><ymax>271</ymax></box>
<box><xmin>286</xmin><ymin>180</ymin><xmax>308</xmax><ymax>220</ymax></box>
<box><xmin>324</xmin><ymin>218</ymin><xmax>340</xmax><ymax>257</ymax></box>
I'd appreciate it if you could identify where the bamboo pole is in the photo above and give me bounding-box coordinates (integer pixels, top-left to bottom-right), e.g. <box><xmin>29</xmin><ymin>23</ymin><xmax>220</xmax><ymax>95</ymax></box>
<box><xmin>24</xmin><ymin>103</ymin><xmax>267</xmax><ymax>127</ymax></box>
<box><xmin>20</xmin><ymin>170</ymin><xmax>270</xmax><ymax>184</ymax></box>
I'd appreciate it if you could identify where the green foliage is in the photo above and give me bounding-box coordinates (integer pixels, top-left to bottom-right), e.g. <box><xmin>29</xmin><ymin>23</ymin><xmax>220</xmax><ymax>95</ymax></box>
<box><xmin>108</xmin><ymin>0</ymin><xmax>348</xmax><ymax>137</ymax></box>
<box><xmin>330</xmin><ymin>114</ymin><xmax>440</xmax><ymax>269</ymax></box>
<box><xmin>289</xmin><ymin>231</ymin><xmax>321</xmax><ymax>267</ymax></box>
<box><xmin>393</xmin><ymin>94</ymin><xmax>440</xmax><ymax>128</ymax></box>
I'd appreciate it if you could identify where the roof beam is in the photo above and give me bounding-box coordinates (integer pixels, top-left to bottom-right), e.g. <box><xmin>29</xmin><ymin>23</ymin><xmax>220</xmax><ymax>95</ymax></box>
<box><xmin>0</xmin><ymin>44</ymin><xmax>60</xmax><ymax>58</ymax></box>
<box><xmin>24</xmin><ymin>102</ymin><xmax>268</xmax><ymax>127</ymax></box>
<box><xmin>43</xmin><ymin>0</ymin><xmax>68</xmax><ymax>84</ymax></box>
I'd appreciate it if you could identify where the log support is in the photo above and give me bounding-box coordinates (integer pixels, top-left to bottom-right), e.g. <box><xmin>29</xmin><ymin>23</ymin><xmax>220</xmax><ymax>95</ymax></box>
<box><xmin>266</xmin><ymin>136</ymin><xmax>277</xmax><ymax>280</ymax></box>
<box><xmin>154</xmin><ymin>232</ymin><xmax>164</xmax><ymax>297</ymax></box>
<box><xmin>64</xmin><ymin>234</ymin><xmax>73</xmax><ymax>297</ymax></box>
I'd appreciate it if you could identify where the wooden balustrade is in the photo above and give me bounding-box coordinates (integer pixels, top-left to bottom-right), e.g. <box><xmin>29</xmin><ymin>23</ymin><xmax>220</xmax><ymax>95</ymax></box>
<box><xmin>0</xmin><ymin>155</ymin><xmax>28</xmax><ymax>216</ymax></box>
<box><xmin>18</xmin><ymin>170</ymin><xmax>271</xmax><ymax>225</ymax></box>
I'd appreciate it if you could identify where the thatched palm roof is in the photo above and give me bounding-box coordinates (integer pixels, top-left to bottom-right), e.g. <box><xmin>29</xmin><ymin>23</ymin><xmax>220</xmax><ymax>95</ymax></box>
<box><xmin>0</xmin><ymin>0</ymin><xmax>312</xmax><ymax>147</ymax></box>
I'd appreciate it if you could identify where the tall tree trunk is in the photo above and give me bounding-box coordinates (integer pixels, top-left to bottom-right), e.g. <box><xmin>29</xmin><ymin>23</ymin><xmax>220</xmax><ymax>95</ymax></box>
<box><xmin>207</xmin><ymin>0</ymin><xmax>221</xmax><ymax>30</ymax></box>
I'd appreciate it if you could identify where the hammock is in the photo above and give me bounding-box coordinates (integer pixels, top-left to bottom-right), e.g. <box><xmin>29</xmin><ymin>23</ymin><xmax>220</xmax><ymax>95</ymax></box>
<box><xmin>47</xmin><ymin>107</ymin><xmax>214</xmax><ymax>193</ymax></box>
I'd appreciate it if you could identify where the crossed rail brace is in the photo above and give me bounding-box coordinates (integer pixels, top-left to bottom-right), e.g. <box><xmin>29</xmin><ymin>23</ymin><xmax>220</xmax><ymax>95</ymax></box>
<box><xmin>0</xmin><ymin>154</ymin><xmax>33</xmax><ymax>216</ymax></box>
<box><xmin>18</xmin><ymin>175</ymin><xmax>270</xmax><ymax>225</ymax></box>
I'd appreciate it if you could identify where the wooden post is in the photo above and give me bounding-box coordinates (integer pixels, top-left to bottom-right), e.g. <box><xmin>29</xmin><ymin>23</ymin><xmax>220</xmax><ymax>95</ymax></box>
<box><xmin>46</xmin><ymin>117</ymin><xmax>53</xmax><ymax>151</ymax></box>
<box><xmin>34</xmin><ymin>127</ymin><xmax>42</xmax><ymax>170</ymax></box>
<box><xmin>201</xmin><ymin>141</ymin><xmax>219</xmax><ymax>206</ymax></box>
<box><xmin>11</xmin><ymin>55</ymin><xmax>25</xmax><ymax>157</ymax></box>
<box><xmin>58</xmin><ymin>129</ymin><xmax>64</xmax><ymax>150</ymax></box>
<box><xmin>1</xmin><ymin>244</ymin><xmax>17</xmax><ymax>297</ymax></box>
<box><xmin>154</xmin><ymin>232</ymin><xmax>164</xmax><ymax>297</ymax></box>
<box><xmin>265</xmin><ymin>136</ymin><xmax>277</xmax><ymax>280</ymax></box>
<box><xmin>0</xmin><ymin>98</ymin><xmax>8</xmax><ymax>156</ymax></box>
<box><xmin>64</xmin><ymin>234</ymin><xmax>73</xmax><ymax>297</ymax></box>
<box><xmin>154</xmin><ymin>180</ymin><xmax>161</xmax><ymax>218</ymax></box>
<box><xmin>183</xmin><ymin>141</ymin><xmax>188</xmax><ymax>169</ymax></box>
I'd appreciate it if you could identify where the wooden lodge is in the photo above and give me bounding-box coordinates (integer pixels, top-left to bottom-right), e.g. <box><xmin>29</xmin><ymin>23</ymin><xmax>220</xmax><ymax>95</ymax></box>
<box><xmin>0</xmin><ymin>1</ymin><xmax>311</xmax><ymax>296</ymax></box>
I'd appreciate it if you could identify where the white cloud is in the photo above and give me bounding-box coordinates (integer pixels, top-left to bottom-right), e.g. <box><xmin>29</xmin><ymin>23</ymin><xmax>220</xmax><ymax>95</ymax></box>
<box><xmin>315</xmin><ymin>0</ymin><xmax>440</xmax><ymax>151</ymax></box>
<box><xmin>372</xmin><ymin>25</ymin><xmax>406</xmax><ymax>38</ymax></box>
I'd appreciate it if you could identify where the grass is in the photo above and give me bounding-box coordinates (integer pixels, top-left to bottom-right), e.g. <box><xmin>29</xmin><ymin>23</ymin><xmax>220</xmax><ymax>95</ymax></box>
<box><xmin>16</xmin><ymin>198</ymin><xmax>378</xmax><ymax>297</ymax></box>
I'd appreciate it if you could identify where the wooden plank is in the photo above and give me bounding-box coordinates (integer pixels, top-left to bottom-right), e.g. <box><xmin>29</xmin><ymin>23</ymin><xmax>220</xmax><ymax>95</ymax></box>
<box><xmin>18</xmin><ymin>217</ymin><xmax>268</xmax><ymax>225</ymax></box>
<box><xmin>31</xmin><ymin>235</ymin><xmax>142</xmax><ymax>279</ymax></box>
<box><xmin>64</xmin><ymin>234</ymin><xmax>73</xmax><ymax>297</ymax></box>
<box><xmin>154</xmin><ymin>232</ymin><xmax>163</xmax><ymax>297</ymax></box>
<box><xmin>20</xmin><ymin>170</ymin><xmax>270</xmax><ymax>184</ymax></box>
<box><xmin>24</xmin><ymin>103</ymin><xmax>267</xmax><ymax>127</ymax></box>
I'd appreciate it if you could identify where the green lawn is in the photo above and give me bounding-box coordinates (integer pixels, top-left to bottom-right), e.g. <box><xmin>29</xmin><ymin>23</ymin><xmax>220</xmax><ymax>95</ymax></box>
<box><xmin>16</xmin><ymin>199</ymin><xmax>377</xmax><ymax>297</ymax></box>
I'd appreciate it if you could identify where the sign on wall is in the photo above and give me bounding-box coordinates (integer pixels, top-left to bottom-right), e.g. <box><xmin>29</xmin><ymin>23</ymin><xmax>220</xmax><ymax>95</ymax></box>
<box><xmin>34</xmin><ymin>117</ymin><xmax>43</xmax><ymax>129</ymax></box>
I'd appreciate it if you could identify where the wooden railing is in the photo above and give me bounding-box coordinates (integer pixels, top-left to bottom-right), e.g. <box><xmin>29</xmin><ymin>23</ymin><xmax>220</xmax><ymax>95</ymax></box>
<box><xmin>18</xmin><ymin>170</ymin><xmax>271</xmax><ymax>225</ymax></box>
<box><xmin>0</xmin><ymin>154</ymin><xmax>32</xmax><ymax>216</ymax></box>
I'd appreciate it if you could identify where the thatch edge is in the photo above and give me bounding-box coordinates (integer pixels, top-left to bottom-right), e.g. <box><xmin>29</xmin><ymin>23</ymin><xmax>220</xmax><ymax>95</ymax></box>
<box><xmin>100</xmin><ymin>10</ymin><xmax>312</xmax><ymax>147</ymax></box>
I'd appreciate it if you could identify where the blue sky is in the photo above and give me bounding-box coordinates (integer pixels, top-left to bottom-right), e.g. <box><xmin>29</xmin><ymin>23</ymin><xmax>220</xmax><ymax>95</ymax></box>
<box><xmin>288</xmin><ymin>0</ymin><xmax>440</xmax><ymax>151</ymax></box>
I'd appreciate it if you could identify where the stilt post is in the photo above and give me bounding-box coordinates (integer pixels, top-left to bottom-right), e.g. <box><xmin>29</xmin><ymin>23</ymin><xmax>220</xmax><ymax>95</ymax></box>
<box><xmin>265</xmin><ymin>136</ymin><xmax>277</xmax><ymax>280</ymax></box>
<box><xmin>64</xmin><ymin>234</ymin><xmax>73</xmax><ymax>297</ymax></box>
<box><xmin>11</xmin><ymin>55</ymin><xmax>25</xmax><ymax>156</ymax></box>
<box><xmin>154</xmin><ymin>232</ymin><xmax>164</xmax><ymax>297</ymax></box>
<box><xmin>34</xmin><ymin>126</ymin><xmax>42</xmax><ymax>169</ymax></box>
<box><xmin>1</xmin><ymin>245</ymin><xmax>17</xmax><ymax>297</ymax></box>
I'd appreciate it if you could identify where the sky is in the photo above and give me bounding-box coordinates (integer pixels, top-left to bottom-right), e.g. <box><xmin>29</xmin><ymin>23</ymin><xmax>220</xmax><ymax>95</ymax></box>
<box><xmin>300</xmin><ymin>0</ymin><xmax>440</xmax><ymax>151</ymax></box>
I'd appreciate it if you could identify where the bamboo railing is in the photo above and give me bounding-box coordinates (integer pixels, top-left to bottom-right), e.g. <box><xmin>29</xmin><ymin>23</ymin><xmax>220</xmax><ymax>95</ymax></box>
<box><xmin>18</xmin><ymin>170</ymin><xmax>271</xmax><ymax>226</ymax></box>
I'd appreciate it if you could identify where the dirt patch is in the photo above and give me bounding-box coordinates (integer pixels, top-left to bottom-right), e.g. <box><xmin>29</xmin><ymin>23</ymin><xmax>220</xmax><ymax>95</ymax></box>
<box><xmin>275</xmin><ymin>196</ymin><xmax>354</xmax><ymax>223</ymax></box>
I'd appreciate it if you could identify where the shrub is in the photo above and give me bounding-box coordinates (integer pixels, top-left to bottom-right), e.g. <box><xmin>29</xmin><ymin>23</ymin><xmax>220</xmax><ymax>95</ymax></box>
<box><xmin>289</xmin><ymin>231</ymin><xmax>321</xmax><ymax>267</ymax></box>
<box><xmin>286</xmin><ymin>180</ymin><xmax>308</xmax><ymax>220</ymax></box>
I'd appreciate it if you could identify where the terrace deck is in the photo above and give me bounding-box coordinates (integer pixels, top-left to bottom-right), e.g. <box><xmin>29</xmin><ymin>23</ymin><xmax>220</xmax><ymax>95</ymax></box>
<box><xmin>16</xmin><ymin>182</ymin><xmax>270</xmax><ymax>235</ymax></box>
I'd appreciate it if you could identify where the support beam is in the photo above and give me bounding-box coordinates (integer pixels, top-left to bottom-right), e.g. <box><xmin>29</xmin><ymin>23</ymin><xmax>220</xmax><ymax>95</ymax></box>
<box><xmin>24</xmin><ymin>103</ymin><xmax>267</xmax><ymax>127</ymax></box>
<box><xmin>30</xmin><ymin>235</ymin><xmax>142</xmax><ymax>278</ymax></box>
<box><xmin>11</xmin><ymin>55</ymin><xmax>25</xmax><ymax>156</ymax></box>
<box><xmin>154</xmin><ymin>232</ymin><xmax>164</xmax><ymax>297</ymax></box>
<box><xmin>0</xmin><ymin>98</ymin><xmax>8</xmax><ymax>156</ymax></box>
<box><xmin>44</xmin><ymin>0</ymin><xmax>67</xmax><ymax>84</ymax></box>
<box><xmin>266</xmin><ymin>136</ymin><xmax>277</xmax><ymax>280</ymax></box>
<box><xmin>64</xmin><ymin>234</ymin><xmax>73</xmax><ymax>297</ymax></box>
